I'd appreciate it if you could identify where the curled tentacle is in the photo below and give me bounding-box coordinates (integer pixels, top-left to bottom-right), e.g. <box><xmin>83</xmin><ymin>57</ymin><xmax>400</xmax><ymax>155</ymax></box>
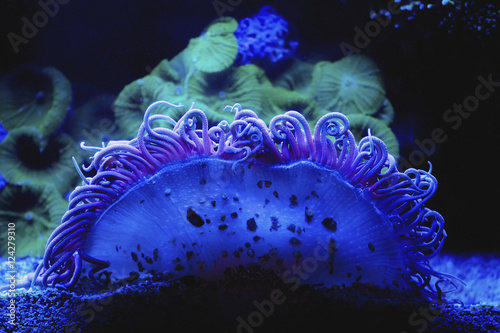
<box><xmin>312</xmin><ymin>113</ymin><xmax>350</xmax><ymax>166</ymax></box>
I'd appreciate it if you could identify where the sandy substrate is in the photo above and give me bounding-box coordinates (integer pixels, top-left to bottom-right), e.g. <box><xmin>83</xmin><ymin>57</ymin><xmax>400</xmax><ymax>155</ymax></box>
<box><xmin>1</xmin><ymin>254</ymin><xmax>499</xmax><ymax>333</ymax></box>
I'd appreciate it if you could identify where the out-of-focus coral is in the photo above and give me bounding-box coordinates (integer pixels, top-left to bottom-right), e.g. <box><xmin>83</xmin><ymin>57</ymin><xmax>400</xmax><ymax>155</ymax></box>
<box><xmin>0</xmin><ymin>183</ymin><xmax>66</xmax><ymax>257</ymax></box>
<box><xmin>115</xmin><ymin>52</ymin><xmax>275</xmax><ymax>132</ymax></box>
<box><xmin>114</xmin><ymin>75</ymin><xmax>165</xmax><ymax>138</ymax></box>
<box><xmin>0</xmin><ymin>127</ymin><xmax>79</xmax><ymax>194</ymax></box>
<box><xmin>266</xmin><ymin>87</ymin><xmax>317</xmax><ymax>121</ymax></box>
<box><xmin>187</xmin><ymin>17</ymin><xmax>239</xmax><ymax>74</ymax></box>
<box><xmin>65</xmin><ymin>93</ymin><xmax>123</xmax><ymax>149</ymax></box>
<box><xmin>271</xmin><ymin>59</ymin><xmax>314</xmax><ymax>94</ymax></box>
<box><xmin>267</xmin><ymin>59</ymin><xmax>317</xmax><ymax>121</ymax></box>
<box><xmin>234</xmin><ymin>5</ymin><xmax>298</xmax><ymax>68</ymax></box>
<box><xmin>113</xmin><ymin>8</ymin><xmax>398</xmax><ymax>156</ymax></box>
<box><xmin>372</xmin><ymin>98</ymin><xmax>394</xmax><ymax>125</ymax></box>
<box><xmin>310</xmin><ymin>55</ymin><xmax>386</xmax><ymax>116</ymax></box>
<box><xmin>186</xmin><ymin>64</ymin><xmax>275</xmax><ymax>123</ymax></box>
<box><xmin>347</xmin><ymin>114</ymin><xmax>399</xmax><ymax>160</ymax></box>
<box><xmin>0</xmin><ymin>64</ymin><xmax>72</xmax><ymax>137</ymax></box>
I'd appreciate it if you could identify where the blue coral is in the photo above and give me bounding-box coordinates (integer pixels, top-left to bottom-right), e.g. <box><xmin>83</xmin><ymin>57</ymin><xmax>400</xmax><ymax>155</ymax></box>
<box><xmin>234</xmin><ymin>6</ymin><xmax>298</xmax><ymax>67</ymax></box>
<box><xmin>0</xmin><ymin>122</ymin><xmax>7</xmax><ymax>143</ymax></box>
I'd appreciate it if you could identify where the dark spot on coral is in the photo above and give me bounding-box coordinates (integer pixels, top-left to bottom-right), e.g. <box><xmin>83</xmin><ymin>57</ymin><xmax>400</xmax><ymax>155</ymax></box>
<box><xmin>245</xmin><ymin>242</ymin><xmax>251</xmax><ymax>248</ymax></box>
<box><xmin>247</xmin><ymin>218</ymin><xmax>257</xmax><ymax>231</ymax></box>
<box><xmin>137</xmin><ymin>244</ymin><xmax>141</xmax><ymax>251</ymax></box>
<box><xmin>206</xmin><ymin>219</ymin><xmax>211</xmax><ymax>224</ymax></box>
<box><xmin>233</xmin><ymin>197</ymin><xmax>239</xmax><ymax>202</ymax></box>
<box><xmin>276</xmin><ymin>258</ymin><xmax>283</xmax><ymax>266</ymax></box>
<box><xmin>231</xmin><ymin>212</ymin><xmax>238</xmax><ymax>219</ymax></box>
<box><xmin>273</xmin><ymin>191</ymin><xmax>279</xmax><ymax>198</ymax></box>
<box><xmin>181</xmin><ymin>242</ymin><xmax>186</xmax><ymax>249</ymax></box>
<box><xmin>293</xmin><ymin>251</ymin><xmax>303</xmax><ymax>264</ymax></box>
<box><xmin>131</xmin><ymin>252</ymin><xmax>138</xmax><ymax>262</ymax></box>
<box><xmin>137</xmin><ymin>262</ymin><xmax>145</xmax><ymax>272</ymax></box>
<box><xmin>287</xmin><ymin>224</ymin><xmax>296</xmax><ymax>233</ymax></box>
<box><xmin>174</xmin><ymin>264</ymin><xmax>185</xmax><ymax>271</ymax></box>
<box><xmin>253</xmin><ymin>236</ymin><xmax>261</xmax><ymax>242</ymax></box>
<box><xmin>200</xmin><ymin>178</ymin><xmax>206</xmax><ymax>185</ymax></box>
<box><xmin>186</xmin><ymin>251</ymin><xmax>194</xmax><ymax>260</ymax></box>
<box><xmin>329</xmin><ymin>239</ymin><xmax>338</xmax><ymax>253</ymax></box>
<box><xmin>356</xmin><ymin>275</ymin><xmax>362</xmax><ymax>282</ymax></box>
<box><xmin>211</xmin><ymin>201</ymin><xmax>216</xmax><ymax>207</ymax></box>
<box><xmin>368</xmin><ymin>243</ymin><xmax>375</xmax><ymax>252</ymax></box>
<box><xmin>145</xmin><ymin>256</ymin><xmax>153</xmax><ymax>264</ymax></box>
<box><xmin>187</xmin><ymin>208</ymin><xmax>204</xmax><ymax>227</ymax></box>
<box><xmin>220</xmin><ymin>215</ymin><xmax>226</xmax><ymax>222</ymax></box>
<box><xmin>201</xmin><ymin>163</ymin><xmax>207</xmax><ymax>168</ymax></box>
<box><xmin>247</xmin><ymin>249</ymin><xmax>255</xmax><ymax>258</ymax></box>
<box><xmin>264</xmin><ymin>198</ymin><xmax>270</xmax><ymax>205</ymax></box>
<box><xmin>234</xmin><ymin>251</ymin><xmax>240</xmax><ymax>258</ymax></box>
<box><xmin>270</xmin><ymin>217</ymin><xmax>280</xmax><ymax>231</ymax></box>
<box><xmin>257</xmin><ymin>180</ymin><xmax>263</xmax><ymax>189</ymax></box>
<box><xmin>289</xmin><ymin>195</ymin><xmax>298</xmax><ymax>208</ymax></box>
<box><xmin>259</xmin><ymin>254</ymin><xmax>270</xmax><ymax>262</ymax></box>
<box><xmin>347</xmin><ymin>273</ymin><xmax>352</xmax><ymax>278</ymax></box>
<box><xmin>153</xmin><ymin>249</ymin><xmax>158</xmax><ymax>261</ymax></box>
<box><xmin>296</xmin><ymin>228</ymin><xmax>302</xmax><ymax>235</ymax></box>
<box><xmin>327</xmin><ymin>240</ymin><xmax>336</xmax><ymax>274</ymax></box>
<box><xmin>221</xmin><ymin>193</ymin><xmax>228</xmax><ymax>200</ymax></box>
<box><xmin>222</xmin><ymin>250</ymin><xmax>228</xmax><ymax>258</ymax></box>
<box><xmin>192</xmin><ymin>242</ymin><xmax>197</xmax><ymax>246</ymax></box>
<box><xmin>141</xmin><ymin>253</ymin><xmax>145</xmax><ymax>258</ymax></box>
<box><xmin>356</xmin><ymin>265</ymin><xmax>362</xmax><ymax>271</ymax></box>
<box><xmin>305</xmin><ymin>207</ymin><xmax>314</xmax><ymax>222</ymax></box>
<box><xmin>290</xmin><ymin>237</ymin><xmax>301</xmax><ymax>246</ymax></box>
<box><xmin>115</xmin><ymin>245</ymin><xmax>119</xmax><ymax>252</ymax></box>
<box><xmin>218</xmin><ymin>224</ymin><xmax>228</xmax><ymax>230</ymax></box>
<box><xmin>164</xmin><ymin>189</ymin><xmax>171</xmax><ymax>197</ymax></box>
<box><xmin>321</xmin><ymin>218</ymin><xmax>337</xmax><ymax>231</ymax></box>
<box><xmin>392</xmin><ymin>280</ymin><xmax>399</xmax><ymax>288</ymax></box>
<box><xmin>311</xmin><ymin>191</ymin><xmax>319</xmax><ymax>198</ymax></box>
<box><xmin>264</xmin><ymin>181</ymin><xmax>272</xmax><ymax>188</ymax></box>
<box><xmin>140</xmin><ymin>199</ymin><xmax>145</xmax><ymax>204</ymax></box>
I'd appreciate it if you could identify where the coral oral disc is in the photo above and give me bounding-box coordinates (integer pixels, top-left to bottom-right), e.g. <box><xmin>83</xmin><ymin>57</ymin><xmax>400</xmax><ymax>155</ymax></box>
<box><xmin>86</xmin><ymin>157</ymin><xmax>406</xmax><ymax>288</ymax></box>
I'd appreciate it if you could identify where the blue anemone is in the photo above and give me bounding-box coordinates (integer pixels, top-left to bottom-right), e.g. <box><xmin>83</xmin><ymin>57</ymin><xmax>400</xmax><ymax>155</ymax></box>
<box><xmin>32</xmin><ymin>101</ymin><xmax>452</xmax><ymax>301</ymax></box>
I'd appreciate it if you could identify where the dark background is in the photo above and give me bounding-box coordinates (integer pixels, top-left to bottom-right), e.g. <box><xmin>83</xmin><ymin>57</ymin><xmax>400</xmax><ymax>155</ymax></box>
<box><xmin>0</xmin><ymin>0</ymin><xmax>498</xmax><ymax>253</ymax></box>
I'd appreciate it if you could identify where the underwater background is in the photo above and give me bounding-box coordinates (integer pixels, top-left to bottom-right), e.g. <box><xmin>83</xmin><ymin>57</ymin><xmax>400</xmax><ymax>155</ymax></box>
<box><xmin>0</xmin><ymin>0</ymin><xmax>499</xmax><ymax>332</ymax></box>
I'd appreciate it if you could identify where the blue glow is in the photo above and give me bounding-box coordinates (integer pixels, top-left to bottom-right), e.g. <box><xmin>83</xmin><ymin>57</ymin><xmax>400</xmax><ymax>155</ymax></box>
<box><xmin>0</xmin><ymin>122</ymin><xmax>7</xmax><ymax>143</ymax></box>
<box><xmin>430</xmin><ymin>253</ymin><xmax>500</xmax><ymax>305</ymax></box>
